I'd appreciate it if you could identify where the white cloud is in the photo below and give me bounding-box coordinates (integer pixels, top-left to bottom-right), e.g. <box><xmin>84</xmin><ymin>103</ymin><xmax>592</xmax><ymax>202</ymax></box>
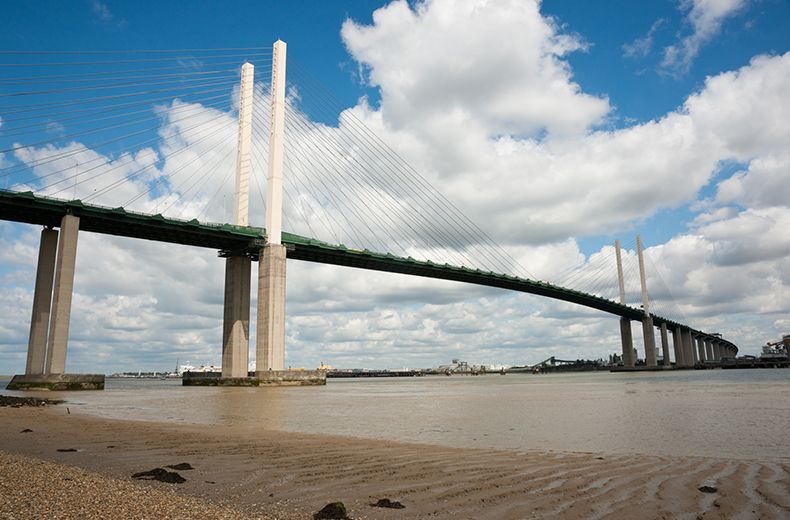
<box><xmin>341</xmin><ymin>0</ymin><xmax>609</xmax><ymax>139</ymax></box>
<box><xmin>340</xmin><ymin>1</ymin><xmax>790</xmax><ymax>248</ymax></box>
<box><xmin>662</xmin><ymin>0</ymin><xmax>748</xmax><ymax>74</ymax></box>
<box><xmin>715</xmin><ymin>153</ymin><xmax>790</xmax><ymax>208</ymax></box>
<box><xmin>623</xmin><ymin>18</ymin><xmax>666</xmax><ymax>59</ymax></box>
<box><xmin>92</xmin><ymin>0</ymin><xmax>113</xmax><ymax>22</ymax></box>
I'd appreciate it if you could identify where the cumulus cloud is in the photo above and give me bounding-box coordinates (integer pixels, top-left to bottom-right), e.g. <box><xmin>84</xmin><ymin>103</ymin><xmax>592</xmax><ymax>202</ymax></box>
<box><xmin>341</xmin><ymin>0</ymin><xmax>609</xmax><ymax>139</ymax></box>
<box><xmin>715</xmin><ymin>154</ymin><xmax>790</xmax><ymax>208</ymax></box>
<box><xmin>662</xmin><ymin>0</ymin><xmax>748</xmax><ymax>74</ymax></box>
<box><xmin>340</xmin><ymin>1</ymin><xmax>790</xmax><ymax>248</ymax></box>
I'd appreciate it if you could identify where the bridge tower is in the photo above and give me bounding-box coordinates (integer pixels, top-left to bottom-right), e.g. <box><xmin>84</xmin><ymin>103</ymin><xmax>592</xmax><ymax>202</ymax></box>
<box><xmin>256</xmin><ymin>39</ymin><xmax>288</xmax><ymax>373</ymax></box>
<box><xmin>221</xmin><ymin>62</ymin><xmax>255</xmax><ymax>379</ymax></box>
<box><xmin>614</xmin><ymin>240</ymin><xmax>635</xmax><ymax>368</ymax></box>
<box><xmin>636</xmin><ymin>235</ymin><xmax>658</xmax><ymax>367</ymax></box>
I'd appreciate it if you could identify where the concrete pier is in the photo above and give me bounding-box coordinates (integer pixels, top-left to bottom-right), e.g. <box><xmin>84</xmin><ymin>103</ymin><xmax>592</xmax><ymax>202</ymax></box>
<box><xmin>659</xmin><ymin>322</ymin><xmax>670</xmax><ymax>366</ymax></box>
<box><xmin>705</xmin><ymin>339</ymin><xmax>714</xmax><ymax>362</ymax></box>
<box><xmin>7</xmin><ymin>373</ymin><xmax>104</xmax><ymax>391</ymax></box>
<box><xmin>672</xmin><ymin>327</ymin><xmax>685</xmax><ymax>367</ymax></box>
<box><xmin>696</xmin><ymin>336</ymin><xmax>706</xmax><ymax>363</ymax></box>
<box><xmin>256</xmin><ymin>244</ymin><xmax>286</xmax><ymax>372</ymax></box>
<box><xmin>45</xmin><ymin>214</ymin><xmax>79</xmax><ymax>375</ymax></box>
<box><xmin>642</xmin><ymin>317</ymin><xmax>657</xmax><ymax>367</ymax></box>
<box><xmin>10</xmin><ymin>217</ymin><xmax>102</xmax><ymax>391</ymax></box>
<box><xmin>635</xmin><ymin>236</ymin><xmax>656</xmax><ymax>367</ymax></box>
<box><xmin>221</xmin><ymin>256</ymin><xmax>251</xmax><ymax>378</ymax></box>
<box><xmin>25</xmin><ymin>228</ymin><xmax>58</xmax><ymax>375</ymax></box>
<box><xmin>619</xmin><ymin>318</ymin><xmax>635</xmax><ymax>368</ymax></box>
<box><xmin>683</xmin><ymin>329</ymin><xmax>695</xmax><ymax>366</ymax></box>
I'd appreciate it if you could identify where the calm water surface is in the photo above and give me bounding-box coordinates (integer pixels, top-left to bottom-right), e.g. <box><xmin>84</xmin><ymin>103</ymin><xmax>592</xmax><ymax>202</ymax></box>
<box><xmin>4</xmin><ymin>370</ymin><xmax>789</xmax><ymax>460</ymax></box>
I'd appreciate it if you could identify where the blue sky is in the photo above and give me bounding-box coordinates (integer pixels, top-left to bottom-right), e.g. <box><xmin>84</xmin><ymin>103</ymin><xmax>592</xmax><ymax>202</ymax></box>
<box><xmin>1</xmin><ymin>0</ymin><xmax>788</xmax><ymax>373</ymax></box>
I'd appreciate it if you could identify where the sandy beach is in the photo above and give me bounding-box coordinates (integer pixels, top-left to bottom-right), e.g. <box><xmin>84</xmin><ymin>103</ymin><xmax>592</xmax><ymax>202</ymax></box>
<box><xmin>0</xmin><ymin>403</ymin><xmax>788</xmax><ymax>519</ymax></box>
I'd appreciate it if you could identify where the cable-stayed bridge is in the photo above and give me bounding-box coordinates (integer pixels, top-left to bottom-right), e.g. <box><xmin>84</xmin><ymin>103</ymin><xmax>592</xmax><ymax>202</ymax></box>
<box><xmin>0</xmin><ymin>42</ymin><xmax>737</xmax><ymax>388</ymax></box>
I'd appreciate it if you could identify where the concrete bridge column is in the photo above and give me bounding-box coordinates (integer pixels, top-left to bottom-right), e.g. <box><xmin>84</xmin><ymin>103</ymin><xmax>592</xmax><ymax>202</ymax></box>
<box><xmin>705</xmin><ymin>339</ymin><xmax>714</xmax><ymax>362</ymax></box>
<box><xmin>256</xmin><ymin>40</ymin><xmax>288</xmax><ymax>375</ymax></box>
<box><xmin>45</xmin><ymin>214</ymin><xmax>79</xmax><ymax>375</ymax></box>
<box><xmin>672</xmin><ymin>327</ymin><xmax>685</xmax><ymax>367</ymax></box>
<box><xmin>696</xmin><ymin>336</ymin><xmax>706</xmax><ymax>364</ymax></box>
<box><xmin>714</xmin><ymin>343</ymin><xmax>722</xmax><ymax>360</ymax></box>
<box><xmin>220</xmin><ymin>60</ymin><xmax>254</xmax><ymax>380</ymax></box>
<box><xmin>635</xmin><ymin>236</ymin><xmax>657</xmax><ymax>367</ymax></box>
<box><xmin>619</xmin><ymin>318</ymin><xmax>634</xmax><ymax>368</ymax></box>
<box><xmin>642</xmin><ymin>317</ymin><xmax>657</xmax><ymax>367</ymax></box>
<box><xmin>683</xmin><ymin>329</ymin><xmax>695</xmax><ymax>366</ymax></box>
<box><xmin>25</xmin><ymin>228</ymin><xmax>59</xmax><ymax>375</ymax></box>
<box><xmin>221</xmin><ymin>256</ymin><xmax>251</xmax><ymax>378</ymax></box>
<box><xmin>659</xmin><ymin>322</ymin><xmax>671</xmax><ymax>367</ymax></box>
<box><xmin>256</xmin><ymin>244</ymin><xmax>286</xmax><ymax>372</ymax></box>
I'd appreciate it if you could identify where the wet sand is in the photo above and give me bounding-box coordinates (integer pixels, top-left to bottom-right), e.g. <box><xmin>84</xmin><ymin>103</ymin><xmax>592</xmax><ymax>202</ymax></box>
<box><xmin>1</xmin><ymin>405</ymin><xmax>788</xmax><ymax>519</ymax></box>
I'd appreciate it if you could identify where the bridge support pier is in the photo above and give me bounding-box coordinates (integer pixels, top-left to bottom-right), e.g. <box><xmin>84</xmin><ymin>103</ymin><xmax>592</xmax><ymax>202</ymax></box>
<box><xmin>683</xmin><ymin>328</ymin><xmax>695</xmax><ymax>367</ymax></box>
<box><xmin>696</xmin><ymin>336</ymin><xmax>706</xmax><ymax>364</ymax></box>
<box><xmin>8</xmin><ymin>215</ymin><xmax>104</xmax><ymax>391</ymax></box>
<box><xmin>256</xmin><ymin>244</ymin><xmax>286</xmax><ymax>373</ymax></box>
<box><xmin>25</xmin><ymin>228</ymin><xmax>59</xmax><ymax>375</ymax></box>
<box><xmin>672</xmin><ymin>327</ymin><xmax>685</xmax><ymax>367</ymax></box>
<box><xmin>619</xmin><ymin>318</ymin><xmax>634</xmax><ymax>368</ymax></box>
<box><xmin>705</xmin><ymin>339</ymin><xmax>713</xmax><ymax>362</ymax></box>
<box><xmin>659</xmin><ymin>322</ymin><xmax>670</xmax><ymax>367</ymax></box>
<box><xmin>642</xmin><ymin>317</ymin><xmax>657</xmax><ymax>367</ymax></box>
<box><xmin>45</xmin><ymin>214</ymin><xmax>80</xmax><ymax>375</ymax></box>
<box><xmin>221</xmin><ymin>256</ymin><xmax>251</xmax><ymax>378</ymax></box>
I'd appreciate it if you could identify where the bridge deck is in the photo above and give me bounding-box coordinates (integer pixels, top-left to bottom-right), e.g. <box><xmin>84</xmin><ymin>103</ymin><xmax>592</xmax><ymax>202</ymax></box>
<box><xmin>0</xmin><ymin>190</ymin><xmax>736</xmax><ymax>351</ymax></box>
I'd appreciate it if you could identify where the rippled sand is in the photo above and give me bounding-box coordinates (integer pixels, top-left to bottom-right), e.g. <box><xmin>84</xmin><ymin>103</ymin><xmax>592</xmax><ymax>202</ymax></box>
<box><xmin>1</xmin><ymin>406</ymin><xmax>788</xmax><ymax>519</ymax></box>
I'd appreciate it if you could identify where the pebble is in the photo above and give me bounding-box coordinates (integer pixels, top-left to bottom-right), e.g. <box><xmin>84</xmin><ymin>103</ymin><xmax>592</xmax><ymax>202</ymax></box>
<box><xmin>0</xmin><ymin>452</ymin><xmax>298</xmax><ymax>519</ymax></box>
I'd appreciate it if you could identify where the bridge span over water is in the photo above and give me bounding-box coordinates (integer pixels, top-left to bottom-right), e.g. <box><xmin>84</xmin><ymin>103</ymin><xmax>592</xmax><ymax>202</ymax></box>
<box><xmin>0</xmin><ymin>41</ymin><xmax>737</xmax><ymax>388</ymax></box>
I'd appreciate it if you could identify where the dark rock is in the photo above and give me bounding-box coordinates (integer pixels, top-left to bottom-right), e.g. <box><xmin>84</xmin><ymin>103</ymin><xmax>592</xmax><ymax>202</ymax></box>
<box><xmin>0</xmin><ymin>395</ymin><xmax>63</xmax><ymax>407</ymax></box>
<box><xmin>313</xmin><ymin>502</ymin><xmax>350</xmax><ymax>519</ymax></box>
<box><xmin>132</xmin><ymin>468</ymin><xmax>187</xmax><ymax>484</ymax></box>
<box><xmin>20</xmin><ymin>429</ymin><xmax>33</xmax><ymax>433</ymax></box>
<box><xmin>57</xmin><ymin>448</ymin><xmax>78</xmax><ymax>452</ymax></box>
<box><xmin>106</xmin><ymin>445</ymin><xmax>116</xmax><ymax>449</ymax></box>
<box><xmin>371</xmin><ymin>498</ymin><xmax>405</xmax><ymax>509</ymax></box>
<box><xmin>166</xmin><ymin>462</ymin><xmax>194</xmax><ymax>470</ymax></box>
<box><xmin>698</xmin><ymin>485</ymin><xmax>718</xmax><ymax>493</ymax></box>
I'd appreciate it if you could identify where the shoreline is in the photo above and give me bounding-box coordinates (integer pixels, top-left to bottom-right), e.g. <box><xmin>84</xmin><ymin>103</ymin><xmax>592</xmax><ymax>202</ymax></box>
<box><xmin>1</xmin><ymin>405</ymin><xmax>789</xmax><ymax>519</ymax></box>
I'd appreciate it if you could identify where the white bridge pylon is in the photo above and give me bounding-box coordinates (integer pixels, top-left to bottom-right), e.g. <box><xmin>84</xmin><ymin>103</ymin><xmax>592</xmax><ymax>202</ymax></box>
<box><xmin>222</xmin><ymin>40</ymin><xmax>287</xmax><ymax>378</ymax></box>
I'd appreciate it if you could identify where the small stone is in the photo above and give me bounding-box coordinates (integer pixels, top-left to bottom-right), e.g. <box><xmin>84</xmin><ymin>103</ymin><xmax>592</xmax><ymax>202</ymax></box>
<box><xmin>698</xmin><ymin>485</ymin><xmax>718</xmax><ymax>493</ymax></box>
<box><xmin>20</xmin><ymin>429</ymin><xmax>33</xmax><ymax>433</ymax></box>
<box><xmin>132</xmin><ymin>468</ymin><xmax>186</xmax><ymax>484</ymax></box>
<box><xmin>166</xmin><ymin>462</ymin><xmax>194</xmax><ymax>470</ymax></box>
<box><xmin>314</xmin><ymin>501</ymin><xmax>350</xmax><ymax>519</ymax></box>
<box><xmin>371</xmin><ymin>498</ymin><xmax>405</xmax><ymax>509</ymax></box>
<box><xmin>57</xmin><ymin>448</ymin><xmax>78</xmax><ymax>452</ymax></box>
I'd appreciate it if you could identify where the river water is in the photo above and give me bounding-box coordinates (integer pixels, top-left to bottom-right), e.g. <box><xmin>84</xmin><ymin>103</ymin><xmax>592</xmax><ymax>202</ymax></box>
<box><xmin>4</xmin><ymin>369</ymin><xmax>789</xmax><ymax>461</ymax></box>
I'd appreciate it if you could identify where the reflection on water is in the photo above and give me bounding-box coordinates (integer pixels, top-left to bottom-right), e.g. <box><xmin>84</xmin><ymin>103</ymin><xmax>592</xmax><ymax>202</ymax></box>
<box><xmin>4</xmin><ymin>370</ymin><xmax>789</xmax><ymax>460</ymax></box>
